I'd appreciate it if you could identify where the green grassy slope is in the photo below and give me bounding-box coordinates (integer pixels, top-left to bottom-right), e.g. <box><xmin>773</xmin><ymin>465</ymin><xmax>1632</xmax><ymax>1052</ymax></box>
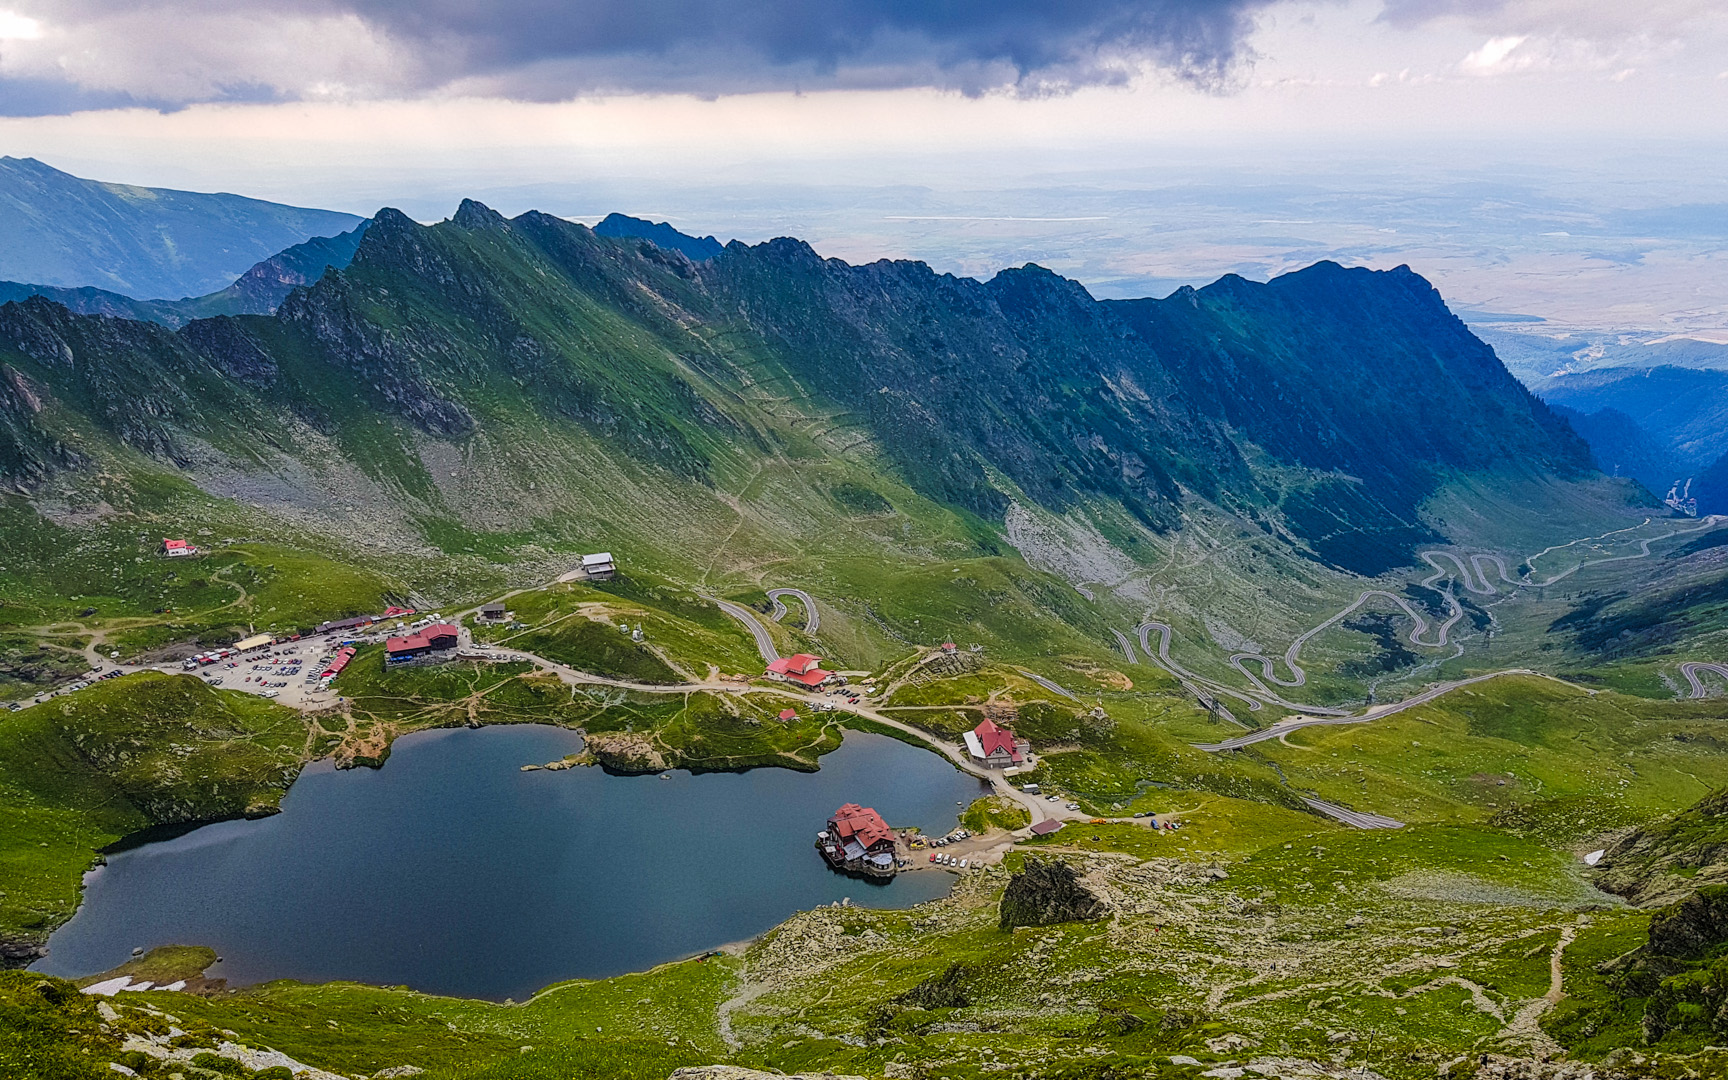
<box><xmin>0</xmin><ymin>673</ymin><xmax>305</xmax><ymax>958</ymax></box>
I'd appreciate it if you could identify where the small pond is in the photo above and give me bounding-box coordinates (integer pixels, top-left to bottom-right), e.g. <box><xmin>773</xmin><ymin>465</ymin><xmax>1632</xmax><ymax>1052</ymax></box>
<box><xmin>36</xmin><ymin>725</ymin><xmax>988</xmax><ymax>1000</ymax></box>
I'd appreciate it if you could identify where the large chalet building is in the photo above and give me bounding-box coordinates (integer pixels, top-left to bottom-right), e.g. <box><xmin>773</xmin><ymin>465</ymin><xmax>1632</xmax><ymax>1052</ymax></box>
<box><xmin>817</xmin><ymin>803</ymin><xmax>898</xmax><ymax>878</ymax></box>
<box><xmin>964</xmin><ymin>718</ymin><xmax>1031</xmax><ymax>769</ymax></box>
<box><xmin>766</xmin><ymin>653</ymin><xmax>834</xmax><ymax>688</ymax></box>
<box><xmin>385</xmin><ymin>623</ymin><xmax>462</xmax><ymax>665</ymax></box>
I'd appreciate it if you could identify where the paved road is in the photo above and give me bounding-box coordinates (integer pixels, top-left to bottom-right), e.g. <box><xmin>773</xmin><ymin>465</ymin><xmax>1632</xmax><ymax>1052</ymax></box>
<box><xmin>1194</xmin><ymin>668</ymin><xmax>1544</xmax><ymax>751</ymax></box>
<box><xmin>1142</xmin><ymin>520</ymin><xmax>1728</xmax><ymax>725</ymax></box>
<box><xmin>1523</xmin><ymin>515</ymin><xmax>1725</xmax><ymax>586</ymax></box>
<box><xmin>491</xmin><ymin>646</ymin><xmax>1070</xmax><ymax>827</ymax></box>
<box><xmin>713</xmin><ymin>598</ymin><xmax>778</xmax><ymax>664</ymax></box>
<box><xmin>1421</xmin><ymin>551</ymin><xmax>1520</xmax><ymax>596</ymax></box>
<box><xmin>765</xmin><ymin>588</ymin><xmax>820</xmax><ymax>634</ymax></box>
<box><xmin>1681</xmin><ymin>662</ymin><xmax>1728</xmax><ymax>698</ymax></box>
<box><xmin>1225</xmin><ymin>587</ymin><xmax>1459</xmax><ymax>708</ymax></box>
<box><xmin>1109</xmin><ymin>628</ymin><xmax>1138</xmax><ymax>665</ymax></box>
<box><xmin>1016</xmin><ymin>667</ymin><xmax>1080</xmax><ymax>701</ymax></box>
<box><xmin>1138</xmin><ymin>621</ymin><xmax>1322</xmax><ymax>718</ymax></box>
<box><xmin>1301</xmin><ymin>796</ymin><xmax>1403</xmax><ymax>830</ymax></box>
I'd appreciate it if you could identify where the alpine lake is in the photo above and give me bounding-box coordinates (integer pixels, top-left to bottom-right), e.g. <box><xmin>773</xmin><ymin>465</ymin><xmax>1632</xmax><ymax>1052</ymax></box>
<box><xmin>35</xmin><ymin>725</ymin><xmax>987</xmax><ymax>1000</ymax></box>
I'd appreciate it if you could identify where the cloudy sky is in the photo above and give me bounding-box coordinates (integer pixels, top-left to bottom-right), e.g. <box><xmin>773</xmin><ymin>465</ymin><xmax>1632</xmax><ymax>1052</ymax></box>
<box><xmin>1</xmin><ymin>0</ymin><xmax>1725</xmax><ymax>336</ymax></box>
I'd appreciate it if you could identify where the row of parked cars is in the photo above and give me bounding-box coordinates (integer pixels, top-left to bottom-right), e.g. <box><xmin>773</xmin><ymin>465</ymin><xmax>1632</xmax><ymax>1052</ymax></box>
<box><xmin>9</xmin><ymin>667</ymin><xmax>125</xmax><ymax>710</ymax></box>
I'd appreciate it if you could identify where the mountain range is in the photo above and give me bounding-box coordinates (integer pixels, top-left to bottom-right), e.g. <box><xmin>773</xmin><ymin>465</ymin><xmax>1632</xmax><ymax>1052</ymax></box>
<box><xmin>1535</xmin><ymin>365</ymin><xmax>1728</xmax><ymax>513</ymax></box>
<box><xmin>0</xmin><ymin>157</ymin><xmax>361</xmax><ymax>299</ymax></box>
<box><xmin>0</xmin><ymin>197</ymin><xmax>1598</xmax><ymax>587</ymax></box>
<box><xmin>0</xmin><ymin>223</ymin><xmax>369</xmax><ymax>329</ymax></box>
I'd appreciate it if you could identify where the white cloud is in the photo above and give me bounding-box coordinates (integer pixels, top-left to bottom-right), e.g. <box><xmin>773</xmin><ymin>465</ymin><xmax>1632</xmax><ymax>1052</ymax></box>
<box><xmin>0</xmin><ymin>9</ymin><xmax>421</xmax><ymax>103</ymax></box>
<box><xmin>1461</xmin><ymin>34</ymin><xmax>1528</xmax><ymax>73</ymax></box>
<box><xmin>0</xmin><ymin>9</ymin><xmax>41</xmax><ymax>40</ymax></box>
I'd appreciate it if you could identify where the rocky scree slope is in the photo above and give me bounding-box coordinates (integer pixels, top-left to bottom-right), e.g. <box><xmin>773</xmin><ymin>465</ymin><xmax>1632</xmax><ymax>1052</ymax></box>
<box><xmin>0</xmin><ymin>200</ymin><xmax>1597</xmax><ymax>576</ymax></box>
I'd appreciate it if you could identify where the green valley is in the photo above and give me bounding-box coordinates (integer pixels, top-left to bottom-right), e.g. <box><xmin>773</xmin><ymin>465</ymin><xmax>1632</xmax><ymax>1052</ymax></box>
<box><xmin>5</xmin><ymin>203</ymin><xmax>1728</xmax><ymax>1080</ymax></box>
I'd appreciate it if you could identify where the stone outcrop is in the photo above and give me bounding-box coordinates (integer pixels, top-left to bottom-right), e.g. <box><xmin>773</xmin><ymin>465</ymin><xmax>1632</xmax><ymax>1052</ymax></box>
<box><xmin>999</xmin><ymin>857</ymin><xmax>1108</xmax><ymax>929</ymax></box>
<box><xmin>1595</xmin><ymin>787</ymin><xmax>1728</xmax><ymax>906</ymax></box>
<box><xmin>1646</xmin><ymin>884</ymin><xmax>1728</xmax><ymax>960</ymax></box>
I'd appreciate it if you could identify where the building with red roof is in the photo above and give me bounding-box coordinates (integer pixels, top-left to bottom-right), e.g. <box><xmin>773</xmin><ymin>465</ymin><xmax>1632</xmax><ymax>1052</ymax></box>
<box><xmin>964</xmin><ymin>718</ymin><xmax>1031</xmax><ymax>769</ymax></box>
<box><xmin>818</xmin><ymin>802</ymin><xmax>898</xmax><ymax>878</ymax></box>
<box><xmin>765</xmin><ymin>653</ymin><xmax>834</xmax><ymax>688</ymax></box>
<box><xmin>386</xmin><ymin>622</ymin><xmax>463</xmax><ymax>665</ymax></box>
<box><xmin>778</xmin><ymin>708</ymin><xmax>798</xmax><ymax>721</ymax></box>
<box><xmin>161</xmin><ymin>538</ymin><xmax>197</xmax><ymax>557</ymax></box>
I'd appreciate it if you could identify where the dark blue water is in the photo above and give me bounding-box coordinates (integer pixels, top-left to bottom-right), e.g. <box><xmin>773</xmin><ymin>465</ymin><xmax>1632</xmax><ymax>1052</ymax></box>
<box><xmin>35</xmin><ymin>726</ymin><xmax>985</xmax><ymax>1000</ymax></box>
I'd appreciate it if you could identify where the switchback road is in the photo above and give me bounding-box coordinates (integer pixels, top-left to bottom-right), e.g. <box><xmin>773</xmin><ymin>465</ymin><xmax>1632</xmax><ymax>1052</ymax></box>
<box><xmin>765</xmin><ymin>588</ymin><xmax>820</xmax><ymax>634</ymax></box>
<box><xmin>1681</xmin><ymin>662</ymin><xmax>1728</xmax><ymax>699</ymax></box>
<box><xmin>1194</xmin><ymin>668</ymin><xmax>1546</xmax><ymax>751</ymax></box>
<box><xmin>713</xmin><ymin>598</ymin><xmax>778</xmax><ymax>664</ymax></box>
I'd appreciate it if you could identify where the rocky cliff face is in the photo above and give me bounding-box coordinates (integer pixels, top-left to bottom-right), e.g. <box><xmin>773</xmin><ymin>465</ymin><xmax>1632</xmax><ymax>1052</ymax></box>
<box><xmin>999</xmin><ymin>857</ymin><xmax>1109</xmax><ymax>929</ymax></box>
<box><xmin>1596</xmin><ymin>788</ymin><xmax>1728</xmax><ymax>906</ymax></box>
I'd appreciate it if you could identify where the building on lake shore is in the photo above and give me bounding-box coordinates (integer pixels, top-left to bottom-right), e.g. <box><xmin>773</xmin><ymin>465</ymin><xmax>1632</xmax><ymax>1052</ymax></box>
<box><xmin>964</xmin><ymin>717</ymin><xmax>1030</xmax><ymax>769</ymax></box>
<box><xmin>817</xmin><ymin>803</ymin><xmax>897</xmax><ymax>878</ymax></box>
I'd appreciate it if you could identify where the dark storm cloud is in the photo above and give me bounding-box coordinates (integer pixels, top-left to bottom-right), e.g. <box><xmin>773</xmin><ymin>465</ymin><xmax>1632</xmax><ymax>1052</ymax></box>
<box><xmin>357</xmin><ymin>0</ymin><xmax>1272</xmax><ymax>92</ymax></box>
<box><xmin>0</xmin><ymin>75</ymin><xmax>149</xmax><ymax>117</ymax></box>
<box><xmin>11</xmin><ymin>0</ymin><xmax>1278</xmax><ymax>117</ymax></box>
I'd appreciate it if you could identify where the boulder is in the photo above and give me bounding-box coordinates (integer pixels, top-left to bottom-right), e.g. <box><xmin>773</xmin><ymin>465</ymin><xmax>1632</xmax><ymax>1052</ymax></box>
<box><xmin>999</xmin><ymin>857</ymin><xmax>1108</xmax><ymax>929</ymax></box>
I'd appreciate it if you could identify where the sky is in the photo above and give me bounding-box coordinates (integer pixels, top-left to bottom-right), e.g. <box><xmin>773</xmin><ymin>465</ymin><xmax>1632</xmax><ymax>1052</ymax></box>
<box><xmin>1</xmin><ymin>0</ymin><xmax>1726</xmax><ymax>339</ymax></box>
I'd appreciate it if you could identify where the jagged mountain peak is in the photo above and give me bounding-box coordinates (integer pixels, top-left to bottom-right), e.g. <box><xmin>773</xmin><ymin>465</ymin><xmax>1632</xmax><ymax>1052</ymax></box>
<box><xmin>591</xmin><ymin>212</ymin><xmax>725</xmax><ymax>261</ymax></box>
<box><xmin>452</xmin><ymin>199</ymin><xmax>509</xmax><ymax>230</ymax></box>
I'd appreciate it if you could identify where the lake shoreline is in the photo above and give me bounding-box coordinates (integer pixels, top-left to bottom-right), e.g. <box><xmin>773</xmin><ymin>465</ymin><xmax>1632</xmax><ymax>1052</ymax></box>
<box><xmin>34</xmin><ymin>724</ymin><xmax>985</xmax><ymax>1000</ymax></box>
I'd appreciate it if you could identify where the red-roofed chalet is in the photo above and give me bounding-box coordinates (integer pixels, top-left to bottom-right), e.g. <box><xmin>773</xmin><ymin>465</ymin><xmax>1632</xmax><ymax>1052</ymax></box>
<box><xmin>818</xmin><ymin>802</ymin><xmax>898</xmax><ymax>878</ymax></box>
<box><xmin>765</xmin><ymin>652</ymin><xmax>833</xmax><ymax>688</ymax></box>
<box><xmin>964</xmin><ymin>718</ymin><xmax>1031</xmax><ymax>768</ymax></box>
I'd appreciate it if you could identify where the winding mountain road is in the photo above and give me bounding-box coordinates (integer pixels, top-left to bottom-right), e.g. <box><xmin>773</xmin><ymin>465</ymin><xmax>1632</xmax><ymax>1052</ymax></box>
<box><xmin>1015</xmin><ymin>668</ymin><xmax>1081</xmax><ymax>701</ymax></box>
<box><xmin>1681</xmin><ymin>662</ymin><xmax>1728</xmax><ymax>699</ymax></box>
<box><xmin>1135</xmin><ymin>516</ymin><xmax>1728</xmax><ymax>727</ymax></box>
<box><xmin>765</xmin><ymin>588</ymin><xmax>820</xmax><ymax>634</ymax></box>
<box><xmin>1194</xmin><ymin>669</ymin><xmax>1546</xmax><ymax>751</ymax></box>
<box><xmin>712</xmin><ymin>598</ymin><xmax>779</xmax><ymax>664</ymax></box>
<box><xmin>1134</xmin><ymin>621</ymin><xmax>1259</xmax><ymax>723</ymax></box>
